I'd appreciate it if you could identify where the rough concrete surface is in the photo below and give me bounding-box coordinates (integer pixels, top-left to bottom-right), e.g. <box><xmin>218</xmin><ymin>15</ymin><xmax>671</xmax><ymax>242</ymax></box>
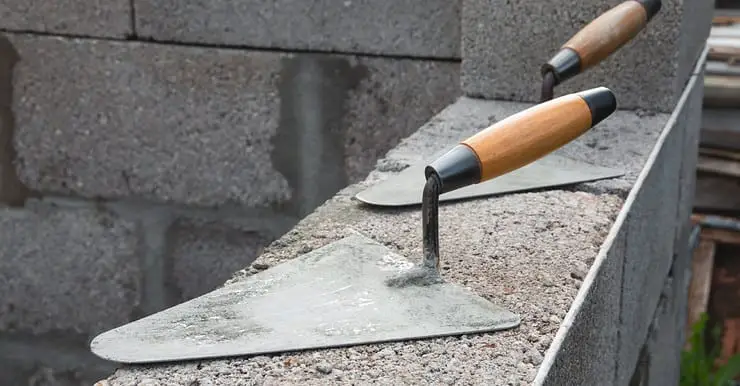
<box><xmin>461</xmin><ymin>0</ymin><xmax>709</xmax><ymax>113</ymax></box>
<box><xmin>641</xmin><ymin>227</ymin><xmax>692</xmax><ymax>385</ymax></box>
<box><xmin>168</xmin><ymin>218</ymin><xmax>273</xmax><ymax>301</ymax></box>
<box><xmin>616</xmin><ymin>70</ymin><xmax>702</xmax><ymax>385</ymax></box>
<box><xmin>534</xmin><ymin>222</ymin><xmax>626</xmax><ymax>385</ymax></box>
<box><xmin>134</xmin><ymin>0</ymin><xmax>461</xmax><ymax>58</ymax></box>
<box><xmin>342</xmin><ymin>57</ymin><xmax>460</xmax><ymax>182</ymax></box>
<box><xmin>8</xmin><ymin>33</ymin><xmax>458</xmax><ymax>209</ymax></box>
<box><xmin>0</xmin><ymin>0</ymin><xmax>131</xmax><ymax>37</ymax></box>
<box><xmin>0</xmin><ymin>199</ymin><xmax>139</xmax><ymax>336</ymax></box>
<box><xmin>675</xmin><ymin>57</ymin><xmax>705</xmax><ymax>249</ymax></box>
<box><xmin>0</xmin><ymin>334</ymin><xmax>116</xmax><ymax>386</ymax></box>
<box><xmin>104</xmin><ymin>95</ymin><xmax>671</xmax><ymax>385</ymax></box>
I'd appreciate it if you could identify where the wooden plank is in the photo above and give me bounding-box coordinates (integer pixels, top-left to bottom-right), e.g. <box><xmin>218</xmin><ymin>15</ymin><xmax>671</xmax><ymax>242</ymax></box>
<box><xmin>719</xmin><ymin>318</ymin><xmax>740</xmax><ymax>367</ymax></box>
<box><xmin>694</xmin><ymin>173</ymin><xmax>740</xmax><ymax>213</ymax></box>
<box><xmin>697</xmin><ymin>155</ymin><xmax>740</xmax><ymax>178</ymax></box>
<box><xmin>700</xmin><ymin>129</ymin><xmax>740</xmax><ymax>151</ymax></box>
<box><xmin>703</xmin><ymin>108</ymin><xmax>740</xmax><ymax>133</ymax></box>
<box><xmin>687</xmin><ymin>238</ymin><xmax>717</xmax><ymax>338</ymax></box>
<box><xmin>715</xmin><ymin>8</ymin><xmax>740</xmax><ymax>20</ymax></box>
<box><xmin>692</xmin><ymin>213</ymin><xmax>740</xmax><ymax>225</ymax></box>
<box><xmin>704</xmin><ymin>75</ymin><xmax>740</xmax><ymax>108</ymax></box>
<box><xmin>707</xmin><ymin>42</ymin><xmax>740</xmax><ymax>63</ymax></box>
<box><xmin>711</xmin><ymin>26</ymin><xmax>740</xmax><ymax>39</ymax></box>
<box><xmin>701</xmin><ymin>108</ymin><xmax>740</xmax><ymax>151</ymax></box>
<box><xmin>700</xmin><ymin>147</ymin><xmax>740</xmax><ymax>162</ymax></box>
<box><xmin>714</xmin><ymin>8</ymin><xmax>740</xmax><ymax>23</ymax></box>
<box><xmin>708</xmin><ymin>37</ymin><xmax>740</xmax><ymax>48</ymax></box>
<box><xmin>706</xmin><ymin>60</ymin><xmax>740</xmax><ymax>76</ymax></box>
<box><xmin>701</xmin><ymin>228</ymin><xmax>740</xmax><ymax>245</ymax></box>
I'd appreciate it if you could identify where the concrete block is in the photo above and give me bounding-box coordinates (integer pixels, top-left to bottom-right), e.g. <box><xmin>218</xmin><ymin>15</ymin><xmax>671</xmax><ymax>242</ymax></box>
<box><xmin>674</xmin><ymin>71</ymin><xmax>704</xmax><ymax>251</ymax></box>
<box><xmin>0</xmin><ymin>199</ymin><xmax>139</xmax><ymax>336</ymax></box>
<box><xmin>10</xmin><ymin>34</ymin><xmax>289</xmax><ymax>209</ymax></box>
<box><xmin>0</xmin><ymin>0</ymin><xmax>131</xmax><ymax>37</ymax></box>
<box><xmin>616</xmin><ymin>74</ymin><xmax>701</xmax><ymax>384</ymax></box>
<box><xmin>0</xmin><ymin>334</ymin><xmax>116</xmax><ymax>386</ymax></box>
<box><xmin>461</xmin><ymin>0</ymin><xmax>711</xmax><ymax>112</ymax></box>
<box><xmin>342</xmin><ymin>57</ymin><xmax>460</xmax><ymax>182</ymax></box>
<box><xmin>617</xmin><ymin>138</ymin><xmax>682</xmax><ymax>384</ymax></box>
<box><xmin>643</xmin><ymin>266</ymin><xmax>688</xmax><ymax>386</ymax></box>
<box><xmin>535</xmin><ymin>226</ymin><xmax>626</xmax><ymax>385</ymax></box>
<box><xmin>9</xmin><ymin>34</ymin><xmax>458</xmax><ymax>210</ymax></box>
<box><xmin>134</xmin><ymin>0</ymin><xmax>461</xmax><ymax>58</ymax></box>
<box><xmin>168</xmin><ymin>217</ymin><xmax>274</xmax><ymax>301</ymax></box>
<box><xmin>101</xmin><ymin>91</ymin><xmax>672</xmax><ymax>385</ymax></box>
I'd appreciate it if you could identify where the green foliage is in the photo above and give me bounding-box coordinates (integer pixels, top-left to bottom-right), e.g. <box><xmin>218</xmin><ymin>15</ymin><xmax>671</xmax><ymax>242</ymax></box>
<box><xmin>681</xmin><ymin>313</ymin><xmax>740</xmax><ymax>386</ymax></box>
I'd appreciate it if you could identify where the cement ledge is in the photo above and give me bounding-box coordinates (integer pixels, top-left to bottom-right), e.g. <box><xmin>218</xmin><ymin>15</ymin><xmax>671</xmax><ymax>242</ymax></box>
<box><xmin>102</xmin><ymin>63</ymin><xmax>703</xmax><ymax>384</ymax></box>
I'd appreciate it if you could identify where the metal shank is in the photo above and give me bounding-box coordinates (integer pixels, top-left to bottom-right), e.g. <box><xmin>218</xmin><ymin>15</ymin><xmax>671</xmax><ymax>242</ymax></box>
<box><xmin>383</xmin><ymin>173</ymin><xmax>444</xmax><ymax>288</ymax></box>
<box><xmin>422</xmin><ymin>173</ymin><xmax>441</xmax><ymax>271</ymax></box>
<box><xmin>540</xmin><ymin>70</ymin><xmax>557</xmax><ymax>102</ymax></box>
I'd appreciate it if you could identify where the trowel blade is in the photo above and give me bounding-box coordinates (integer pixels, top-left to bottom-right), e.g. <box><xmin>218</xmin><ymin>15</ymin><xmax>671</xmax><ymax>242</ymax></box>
<box><xmin>355</xmin><ymin>152</ymin><xmax>624</xmax><ymax>207</ymax></box>
<box><xmin>90</xmin><ymin>233</ymin><xmax>520</xmax><ymax>364</ymax></box>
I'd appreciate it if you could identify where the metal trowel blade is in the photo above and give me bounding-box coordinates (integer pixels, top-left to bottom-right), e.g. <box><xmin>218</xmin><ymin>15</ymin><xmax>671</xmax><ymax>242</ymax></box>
<box><xmin>90</xmin><ymin>233</ymin><xmax>520</xmax><ymax>364</ymax></box>
<box><xmin>355</xmin><ymin>152</ymin><xmax>624</xmax><ymax>207</ymax></box>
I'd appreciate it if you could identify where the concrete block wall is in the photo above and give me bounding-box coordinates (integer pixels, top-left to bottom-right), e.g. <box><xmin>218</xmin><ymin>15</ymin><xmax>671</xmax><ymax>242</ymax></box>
<box><xmin>0</xmin><ymin>2</ymin><xmax>461</xmax><ymax>385</ymax></box>
<box><xmin>102</xmin><ymin>55</ymin><xmax>708</xmax><ymax>385</ymax></box>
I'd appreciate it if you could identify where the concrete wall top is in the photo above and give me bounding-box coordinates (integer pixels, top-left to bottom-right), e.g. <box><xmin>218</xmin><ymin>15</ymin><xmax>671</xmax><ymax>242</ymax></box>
<box><xmin>101</xmin><ymin>77</ymin><xmax>692</xmax><ymax>384</ymax></box>
<box><xmin>461</xmin><ymin>0</ymin><xmax>713</xmax><ymax>112</ymax></box>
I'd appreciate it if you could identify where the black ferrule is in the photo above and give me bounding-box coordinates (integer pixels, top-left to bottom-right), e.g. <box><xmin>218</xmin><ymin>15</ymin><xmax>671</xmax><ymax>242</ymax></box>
<box><xmin>637</xmin><ymin>0</ymin><xmax>661</xmax><ymax>22</ymax></box>
<box><xmin>541</xmin><ymin>48</ymin><xmax>582</xmax><ymax>85</ymax></box>
<box><xmin>577</xmin><ymin>87</ymin><xmax>618</xmax><ymax>128</ymax></box>
<box><xmin>424</xmin><ymin>145</ymin><xmax>481</xmax><ymax>195</ymax></box>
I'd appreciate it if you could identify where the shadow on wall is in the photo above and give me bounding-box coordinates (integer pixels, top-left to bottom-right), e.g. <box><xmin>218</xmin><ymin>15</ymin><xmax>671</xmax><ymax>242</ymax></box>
<box><xmin>0</xmin><ymin>36</ymin><xmax>36</xmax><ymax>206</ymax></box>
<box><xmin>272</xmin><ymin>54</ymin><xmax>367</xmax><ymax>218</ymax></box>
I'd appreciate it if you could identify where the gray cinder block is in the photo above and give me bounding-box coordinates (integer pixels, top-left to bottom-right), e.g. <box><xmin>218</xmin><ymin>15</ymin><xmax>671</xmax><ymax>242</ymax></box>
<box><xmin>100</xmin><ymin>93</ymin><xmax>674</xmax><ymax>384</ymax></box>
<box><xmin>534</xmin><ymin>226</ymin><xmax>626</xmax><ymax>385</ymax></box>
<box><xmin>0</xmin><ymin>0</ymin><xmax>131</xmax><ymax>37</ymax></box>
<box><xmin>9</xmin><ymin>34</ymin><xmax>458</xmax><ymax>209</ymax></box>
<box><xmin>675</xmin><ymin>50</ymin><xmax>705</xmax><ymax>249</ymax></box>
<box><xmin>134</xmin><ymin>0</ymin><xmax>461</xmax><ymax>58</ymax></box>
<box><xmin>461</xmin><ymin>0</ymin><xmax>712</xmax><ymax>112</ymax></box>
<box><xmin>615</xmin><ymin>67</ymin><xmax>702</xmax><ymax>385</ymax></box>
<box><xmin>0</xmin><ymin>199</ymin><xmax>139</xmax><ymax>336</ymax></box>
<box><xmin>10</xmin><ymin>34</ymin><xmax>290</xmax><ymax>209</ymax></box>
<box><xmin>641</xmin><ymin>267</ymin><xmax>688</xmax><ymax>386</ymax></box>
<box><xmin>168</xmin><ymin>217</ymin><xmax>275</xmax><ymax>301</ymax></box>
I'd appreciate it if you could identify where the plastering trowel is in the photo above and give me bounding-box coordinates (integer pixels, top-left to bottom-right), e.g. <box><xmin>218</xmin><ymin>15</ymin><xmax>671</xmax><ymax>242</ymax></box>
<box><xmin>90</xmin><ymin>87</ymin><xmax>617</xmax><ymax>364</ymax></box>
<box><xmin>540</xmin><ymin>0</ymin><xmax>662</xmax><ymax>101</ymax></box>
<box><xmin>355</xmin><ymin>0</ymin><xmax>662</xmax><ymax>207</ymax></box>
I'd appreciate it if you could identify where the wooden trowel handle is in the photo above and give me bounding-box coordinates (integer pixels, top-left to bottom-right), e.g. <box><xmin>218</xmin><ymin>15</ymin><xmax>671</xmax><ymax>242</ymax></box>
<box><xmin>542</xmin><ymin>0</ymin><xmax>661</xmax><ymax>85</ymax></box>
<box><xmin>426</xmin><ymin>87</ymin><xmax>617</xmax><ymax>195</ymax></box>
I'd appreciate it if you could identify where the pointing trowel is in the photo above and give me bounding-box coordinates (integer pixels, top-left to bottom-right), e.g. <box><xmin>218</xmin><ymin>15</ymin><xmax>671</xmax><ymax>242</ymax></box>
<box><xmin>355</xmin><ymin>0</ymin><xmax>662</xmax><ymax>207</ymax></box>
<box><xmin>90</xmin><ymin>87</ymin><xmax>617</xmax><ymax>364</ymax></box>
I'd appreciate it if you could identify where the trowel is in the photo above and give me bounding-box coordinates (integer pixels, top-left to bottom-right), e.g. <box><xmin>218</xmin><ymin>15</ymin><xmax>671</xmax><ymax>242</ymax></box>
<box><xmin>355</xmin><ymin>0</ymin><xmax>662</xmax><ymax>207</ymax></box>
<box><xmin>539</xmin><ymin>0</ymin><xmax>662</xmax><ymax>101</ymax></box>
<box><xmin>90</xmin><ymin>87</ymin><xmax>617</xmax><ymax>364</ymax></box>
